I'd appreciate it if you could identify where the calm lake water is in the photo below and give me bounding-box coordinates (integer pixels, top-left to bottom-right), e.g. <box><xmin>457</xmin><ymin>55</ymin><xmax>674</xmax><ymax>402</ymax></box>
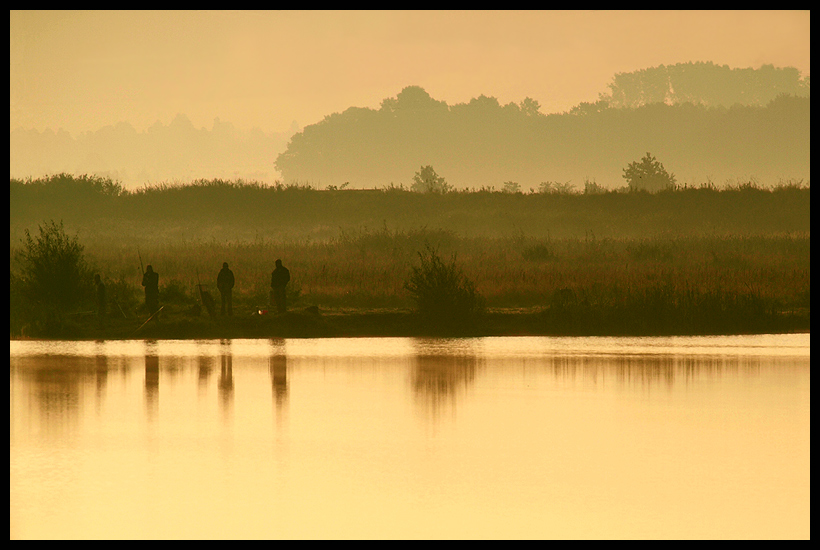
<box><xmin>10</xmin><ymin>334</ymin><xmax>810</xmax><ymax>539</ymax></box>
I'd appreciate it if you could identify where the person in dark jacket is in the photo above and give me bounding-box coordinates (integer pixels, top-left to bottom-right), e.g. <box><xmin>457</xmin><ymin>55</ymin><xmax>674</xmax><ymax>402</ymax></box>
<box><xmin>217</xmin><ymin>262</ymin><xmax>235</xmax><ymax>316</ymax></box>
<box><xmin>94</xmin><ymin>273</ymin><xmax>106</xmax><ymax>327</ymax></box>
<box><xmin>270</xmin><ymin>259</ymin><xmax>291</xmax><ymax>313</ymax></box>
<box><xmin>142</xmin><ymin>265</ymin><xmax>159</xmax><ymax>315</ymax></box>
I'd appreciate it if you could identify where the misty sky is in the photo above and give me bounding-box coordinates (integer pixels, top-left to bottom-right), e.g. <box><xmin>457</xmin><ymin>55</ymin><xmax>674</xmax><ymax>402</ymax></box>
<box><xmin>10</xmin><ymin>10</ymin><xmax>811</xmax><ymax>136</ymax></box>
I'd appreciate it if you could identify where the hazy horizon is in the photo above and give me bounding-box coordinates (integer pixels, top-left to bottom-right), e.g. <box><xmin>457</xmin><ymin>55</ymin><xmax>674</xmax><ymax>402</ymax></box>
<box><xmin>10</xmin><ymin>10</ymin><xmax>810</xmax><ymax>136</ymax></box>
<box><xmin>9</xmin><ymin>11</ymin><xmax>811</xmax><ymax>187</ymax></box>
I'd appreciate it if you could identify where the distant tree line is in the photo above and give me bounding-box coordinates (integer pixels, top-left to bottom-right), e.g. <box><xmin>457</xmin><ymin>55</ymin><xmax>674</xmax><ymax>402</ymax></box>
<box><xmin>600</xmin><ymin>61</ymin><xmax>810</xmax><ymax>109</ymax></box>
<box><xmin>9</xmin><ymin>63</ymin><xmax>809</xmax><ymax>192</ymax></box>
<box><xmin>9</xmin><ymin>115</ymin><xmax>298</xmax><ymax>188</ymax></box>
<box><xmin>276</xmin><ymin>63</ymin><xmax>809</xmax><ymax>190</ymax></box>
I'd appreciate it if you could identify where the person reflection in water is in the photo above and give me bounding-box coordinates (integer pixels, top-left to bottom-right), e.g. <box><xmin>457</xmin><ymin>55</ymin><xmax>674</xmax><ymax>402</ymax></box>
<box><xmin>219</xmin><ymin>342</ymin><xmax>233</xmax><ymax>415</ymax></box>
<box><xmin>198</xmin><ymin>355</ymin><xmax>214</xmax><ymax>393</ymax></box>
<box><xmin>270</xmin><ymin>353</ymin><xmax>288</xmax><ymax>412</ymax></box>
<box><xmin>144</xmin><ymin>347</ymin><xmax>159</xmax><ymax>420</ymax></box>
<box><xmin>94</xmin><ymin>347</ymin><xmax>108</xmax><ymax>403</ymax></box>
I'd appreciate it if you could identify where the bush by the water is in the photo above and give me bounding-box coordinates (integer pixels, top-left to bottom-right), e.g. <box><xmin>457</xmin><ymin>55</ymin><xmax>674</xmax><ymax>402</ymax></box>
<box><xmin>404</xmin><ymin>244</ymin><xmax>485</xmax><ymax>328</ymax></box>
<box><xmin>12</xmin><ymin>220</ymin><xmax>94</xmax><ymax>334</ymax></box>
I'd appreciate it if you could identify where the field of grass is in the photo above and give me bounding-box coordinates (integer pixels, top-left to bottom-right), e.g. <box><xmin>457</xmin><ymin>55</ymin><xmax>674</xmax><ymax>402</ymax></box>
<box><xmin>10</xmin><ymin>228</ymin><xmax>806</xmax><ymax>338</ymax></box>
<box><xmin>9</xmin><ymin>176</ymin><xmax>810</xmax><ymax>337</ymax></box>
<box><xmin>10</xmin><ymin>174</ymin><xmax>811</xmax><ymax>244</ymax></box>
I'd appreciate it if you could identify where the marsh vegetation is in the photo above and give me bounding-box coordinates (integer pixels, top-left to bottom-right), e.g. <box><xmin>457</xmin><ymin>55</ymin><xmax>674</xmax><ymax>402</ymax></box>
<box><xmin>9</xmin><ymin>174</ymin><xmax>809</xmax><ymax>338</ymax></box>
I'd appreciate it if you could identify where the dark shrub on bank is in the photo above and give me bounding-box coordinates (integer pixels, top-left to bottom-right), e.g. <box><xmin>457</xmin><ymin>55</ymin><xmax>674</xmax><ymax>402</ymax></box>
<box><xmin>159</xmin><ymin>279</ymin><xmax>194</xmax><ymax>306</ymax></box>
<box><xmin>12</xmin><ymin>220</ymin><xmax>94</xmax><ymax>335</ymax></box>
<box><xmin>404</xmin><ymin>244</ymin><xmax>485</xmax><ymax>331</ymax></box>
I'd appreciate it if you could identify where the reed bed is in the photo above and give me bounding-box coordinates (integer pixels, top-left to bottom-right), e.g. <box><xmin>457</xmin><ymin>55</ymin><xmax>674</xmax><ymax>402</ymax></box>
<box><xmin>10</xmin><ymin>175</ymin><xmax>811</xmax><ymax>245</ymax></box>
<box><xmin>9</xmin><ymin>176</ymin><xmax>810</xmax><ymax>336</ymax></box>
<box><xmin>66</xmin><ymin>229</ymin><xmax>809</xmax><ymax>320</ymax></box>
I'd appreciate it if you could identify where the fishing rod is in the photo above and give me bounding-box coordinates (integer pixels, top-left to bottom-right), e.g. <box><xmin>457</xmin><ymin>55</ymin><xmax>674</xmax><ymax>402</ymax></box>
<box><xmin>138</xmin><ymin>248</ymin><xmax>145</xmax><ymax>276</ymax></box>
<box><xmin>115</xmin><ymin>300</ymin><xmax>127</xmax><ymax>319</ymax></box>
<box><xmin>196</xmin><ymin>267</ymin><xmax>216</xmax><ymax>318</ymax></box>
<box><xmin>131</xmin><ymin>305</ymin><xmax>164</xmax><ymax>336</ymax></box>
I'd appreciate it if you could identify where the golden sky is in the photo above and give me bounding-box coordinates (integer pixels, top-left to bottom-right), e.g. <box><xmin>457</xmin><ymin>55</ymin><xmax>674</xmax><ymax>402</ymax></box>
<box><xmin>9</xmin><ymin>10</ymin><xmax>811</xmax><ymax>135</ymax></box>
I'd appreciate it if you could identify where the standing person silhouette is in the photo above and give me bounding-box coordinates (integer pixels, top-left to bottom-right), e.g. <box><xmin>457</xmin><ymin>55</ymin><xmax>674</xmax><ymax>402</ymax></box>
<box><xmin>142</xmin><ymin>265</ymin><xmax>159</xmax><ymax>315</ymax></box>
<box><xmin>217</xmin><ymin>262</ymin><xmax>235</xmax><ymax>316</ymax></box>
<box><xmin>270</xmin><ymin>259</ymin><xmax>290</xmax><ymax>314</ymax></box>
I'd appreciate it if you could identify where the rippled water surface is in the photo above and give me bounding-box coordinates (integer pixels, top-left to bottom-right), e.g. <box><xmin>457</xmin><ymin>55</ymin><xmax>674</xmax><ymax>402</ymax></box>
<box><xmin>10</xmin><ymin>334</ymin><xmax>810</xmax><ymax>539</ymax></box>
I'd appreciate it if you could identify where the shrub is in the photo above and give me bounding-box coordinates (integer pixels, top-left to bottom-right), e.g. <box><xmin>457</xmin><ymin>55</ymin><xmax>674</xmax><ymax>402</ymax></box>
<box><xmin>583</xmin><ymin>177</ymin><xmax>607</xmax><ymax>195</ymax></box>
<box><xmin>623</xmin><ymin>152</ymin><xmax>677</xmax><ymax>192</ymax></box>
<box><xmin>503</xmin><ymin>181</ymin><xmax>522</xmax><ymax>193</ymax></box>
<box><xmin>159</xmin><ymin>278</ymin><xmax>193</xmax><ymax>304</ymax></box>
<box><xmin>411</xmin><ymin>165</ymin><xmax>452</xmax><ymax>194</ymax></box>
<box><xmin>404</xmin><ymin>244</ymin><xmax>484</xmax><ymax>327</ymax></box>
<box><xmin>522</xmin><ymin>243</ymin><xmax>555</xmax><ymax>261</ymax></box>
<box><xmin>539</xmin><ymin>180</ymin><xmax>577</xmax><ymax>194</ymax></box>
<box><xmin>14</xmin><ymin>220</ymin><xmax>94</xmax><ymax>332</ymax></box>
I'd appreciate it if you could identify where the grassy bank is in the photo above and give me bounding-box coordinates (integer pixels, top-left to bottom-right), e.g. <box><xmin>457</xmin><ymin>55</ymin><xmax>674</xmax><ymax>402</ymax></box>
<box><xmin>78</xmin><ymin>230</ymin><xmax>811</xmax><ymax>311</ymax></box>
<box><xmin>10</xmin><ymin>229</ymin><xmax>810</xmax><ymax>338</ymax></box>
<box><xmin>9</xmin><ymin>176</ymin><xmax>810</xmax><ymax>338</ymax></box>
<box><xmin>11</xmin><ymin>305</ymin><xmax>809</xmax><ymax>341</ymax></box>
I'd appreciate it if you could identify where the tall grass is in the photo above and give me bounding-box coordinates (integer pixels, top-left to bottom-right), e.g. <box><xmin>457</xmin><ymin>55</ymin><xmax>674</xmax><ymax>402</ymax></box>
<box><xmin>10</xmin><ymin>175</ymin><xmax>811</xmax><ymax>245</ymax></box>
<box><xmin>9</xmin><ymin>176</ymin><xmax>810</xmax><ymax>334</ymax></box>
<box><xmin>16</xmin><ymin>228</ymin><xmax>805</xmax><ymax>317</ymax></box>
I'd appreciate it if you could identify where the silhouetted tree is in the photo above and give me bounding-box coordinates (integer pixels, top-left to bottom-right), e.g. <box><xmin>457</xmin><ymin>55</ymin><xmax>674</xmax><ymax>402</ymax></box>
<box><xmin>519</xmin><ymin>97</ymin><xmax>543</xmax><ymax>117</ymax></box>
<box><xmin>392</xmin><ymin>85</ymin><xmax>449</xmax><ymax>112</ymax></box>
<box><xmin>623</xmin><ymin>152</ymin><xmax>677</xmax><ymax>192</ymax></box>
<box><xmin>411</xmin><ymin>165</ymin><xmax>452</xmax><ymax>194</ymax></box>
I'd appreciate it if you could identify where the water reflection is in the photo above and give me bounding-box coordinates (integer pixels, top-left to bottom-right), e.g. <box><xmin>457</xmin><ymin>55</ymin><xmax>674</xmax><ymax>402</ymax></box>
<box><xmin>10</xmin><ymin>336</ymin><xmax>810</xmax><ymax>538</ymax></box>
<box><xmin>411</xmin><ymin>338</ymin><xmax>481</xmax><ymax>417</ymax></box>
<box><xmin>144</xmin><ymin>340</ymin><xmax>159</xmax><ymax>420</ymax></box>
<box><xmin>540</xmin><ymin>353</ymin><xmax>764</xmax><ymax>389</ymax></box>
<box><xmin>10</xmin><ymin>353</ymin><xmax>111</xmax><ymax>438</ymax></box>
<box><xmin>32</xmin><ymin>359</ymin><xmax>83</xmax><ymax>436</ymax></box>
<box><xmin>198</xmin><ymin>353</ymin><xmax>214</xmax><ymax>395</ymax></box>
<box><xmin>219</xmin><ymin>339</ymin><xmax>234</xmax><ymax>417</ymax></box>
<box><xmin>94</xmin><ymin>342</ymin><xmax>108</xmax><ymax>407</ymax></box>
<box><xmin>269</xmin><ymin>338</ymin><xmax>288</xmax><ymax>417</ymax></box>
